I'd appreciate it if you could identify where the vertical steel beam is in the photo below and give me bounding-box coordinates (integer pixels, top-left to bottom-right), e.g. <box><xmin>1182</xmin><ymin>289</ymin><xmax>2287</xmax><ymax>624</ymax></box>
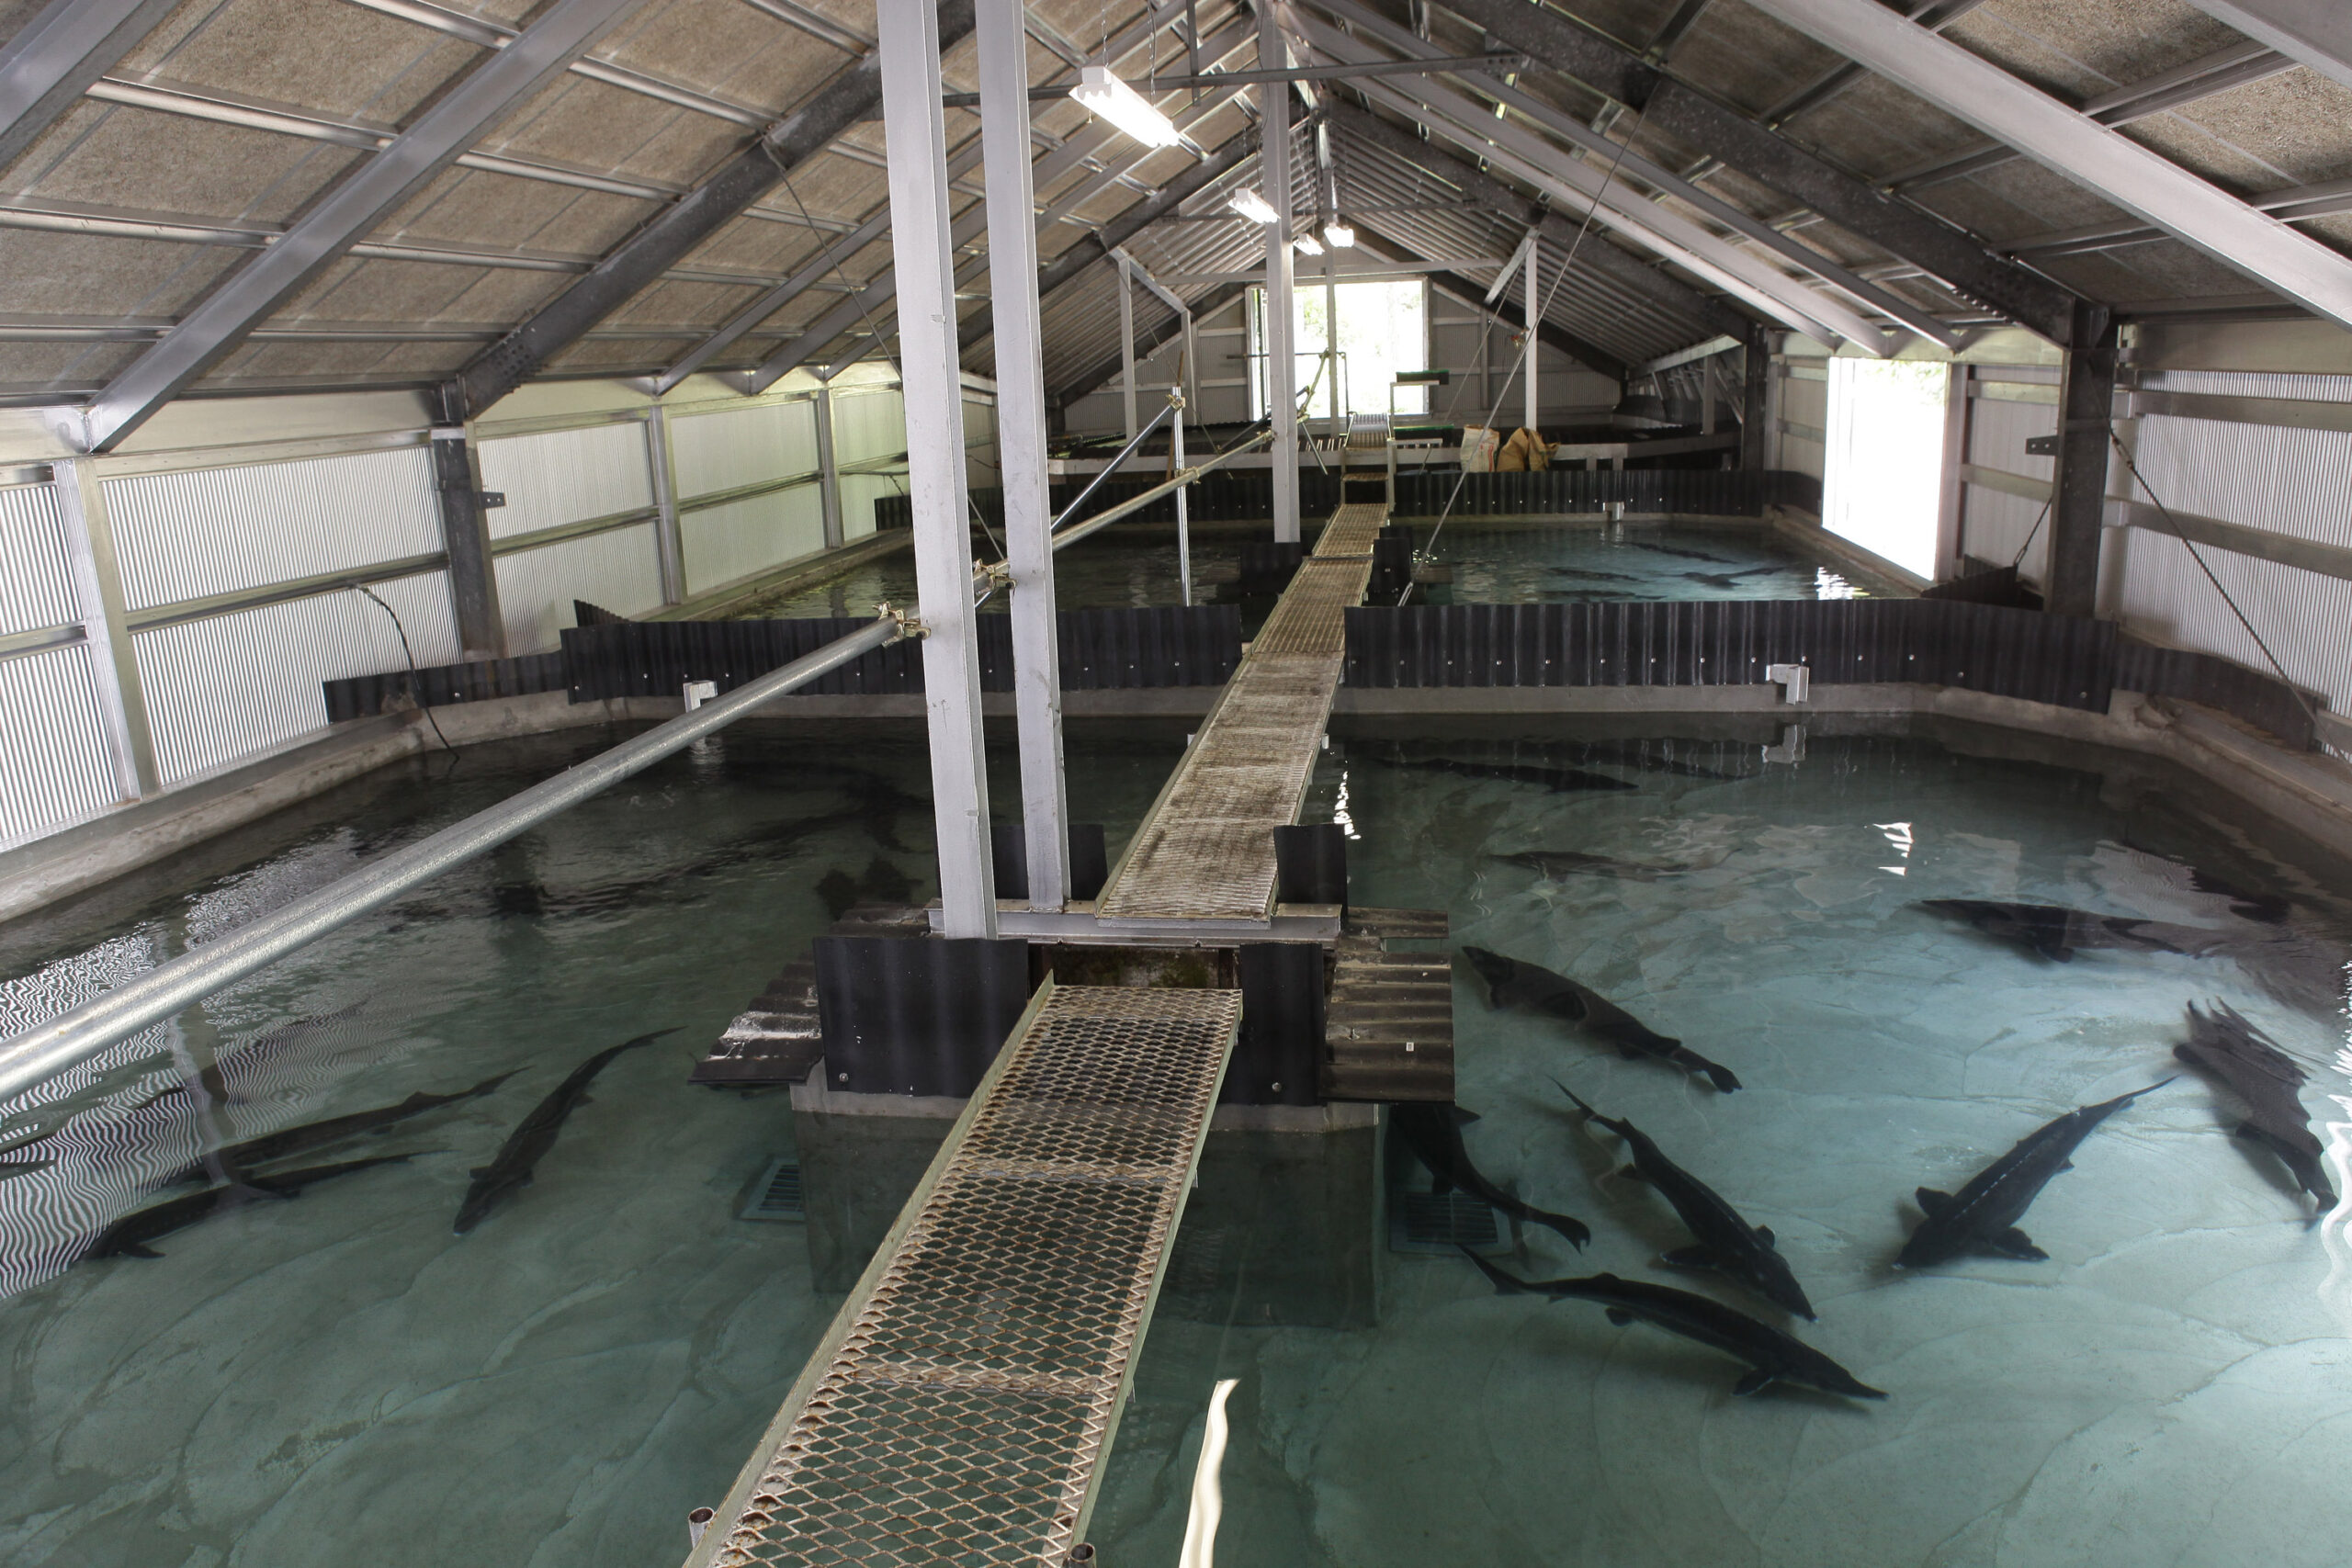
<box><xmin>1739</xmin><ymin>326</ymin><xmax>1771</xmax><ymax>470</ymax></box>
<box><xmin>2047</xmin><ymin>302</ymin><xmax>2119</xmax><ymax>617</ymax></box>
<box><xmin>879</xmin><ymin>0</ymin><xmax>995</xmax><ymax>937</ymax></box>
<box><xmin>1260</xmin><ymin>20</ymin><xmax>1299</xmax><ymax>544</ymax></box>
<box><xmin>0</xmin><ymin>0</ymin><xmax>182</xmax><ymax>175</ymax></box>
<box><xmin>814</xmin><ymin>383</ymin><xmax>845</xmax><ymax>550</ymax></box>
<box><xmin>1934</xmin><ymin>361</ymin><xmax>1971</xmax><ymax>578</ymax></box>
<box><xmin>644</xmin><ymin>405</ymin><xmax>686</xmax><ymax>604</ymax></box>
<box><xmin>1119</xmin><ymin>256</ymin><xmax>1139</xmax><ymax>441</ymax></box>
<box><xmin>1522</xmin><ymin>244</ymin><xmax>1540</xmax><ymax>434</ymax></box>
<box><xmin>1323</xmin><ymin>247</ymin><xmax>1340</xmax><ymax>437</ymax></box>
<box><xmin>51</xmin><ymin>458</ymin><xmax>157</xmax><ymax>799</ymax></box>
<box><xmin>431</xmin><ymin>421</ymin><xmax>508</xmax><ymax>660</ymax></box>
<box><xmin>978</xmin><ymin>0</ymin><xmax>1068</xmax><ymax>913</ymax></box>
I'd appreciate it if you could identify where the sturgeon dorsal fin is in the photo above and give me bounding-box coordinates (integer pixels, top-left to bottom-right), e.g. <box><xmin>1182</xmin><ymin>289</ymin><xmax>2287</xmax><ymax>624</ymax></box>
<box><xmin>1990</xmin><ymin>1228</ymin><xmax>2048</xmax><ymax>1260</ymax></box>
<box><xmin>125</xmin><ymin>1243</ymin><xmax>163</xmax><ymax>1259</ymax></box>
<box><xmin>1617</xmin><ymin>1163</ymin><xmax>1647</xmax><ymax>1183</ymax></box>
<box><xmin>1604</xmin><ymin>1307</ymin><xmax>1635</xmax><ymax>1327</ymax></box>
<box><xmin>1734</xmin><ymin>1370</ymin><xmax>1772</xmax><ymax>1397</ymax></box>
<box><xmin>1916</xmin><ymin>1188</ymin><xmax>1954</xmax><ymax>1216</ymax></box>
<box><xmin>1450</xmin><ymin>1106</ymin><xmax>1481</xmax><ymax>1125</ymax></box>
<box><xmin>1754</xmin><ymin>1225</ymin><xmax>1776</xmax><ymax>1247</ymax></box>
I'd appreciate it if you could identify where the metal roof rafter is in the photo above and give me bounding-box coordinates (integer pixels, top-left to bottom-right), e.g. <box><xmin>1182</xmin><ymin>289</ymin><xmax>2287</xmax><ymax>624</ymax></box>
<box><xmin>0</xmin><ymin>0</ymin><xmax>182</xmax><ymax>173</ymax></box>
<box><xmin>80</xmin><ymin>0</ymin><xmax>655</xmax><ymax>453</ymax></box>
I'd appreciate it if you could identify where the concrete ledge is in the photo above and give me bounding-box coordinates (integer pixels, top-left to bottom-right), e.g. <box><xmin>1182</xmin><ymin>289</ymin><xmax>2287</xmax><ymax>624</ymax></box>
<box><xmin>1764</xmin><ymin>506</ymin><xmax>1929</xmax><ymax>597</ymax></box>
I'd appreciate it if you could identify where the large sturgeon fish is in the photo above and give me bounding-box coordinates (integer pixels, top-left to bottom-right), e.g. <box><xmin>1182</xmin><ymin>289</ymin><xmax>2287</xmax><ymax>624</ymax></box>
<box><xmin>1917</xmin><ymin>899</ymin><xmax>2227</xmax><ymax>963</ymax></box>
<box><xmin>1556</xmin><ymin>1083</ymin><xmax>1814</xmax><ymax>1318</ymax></box>
<box><xmin>1459</xmin><ymin>1249</ymin><xmax>1883</xmax><ymax>1400</ymax></box>
<box><xmin>453</xmin><ymin>1029</ymin><xmax>676</xmax><ymax>1234</ymax></box>
<box><xmin>1392</xmin><ymin>1102</ymin><xmax>1590</xmax><ymax>1249</ymax></box>
<box><xmin>1463</xmin><ymin>947</ymin><xmax>1740</xmax><ymax>1092</ymax></box>
<box><xmin>1898</xmin><ymin>1079</ymin><xmax>2173</xmax><ymax>1268</ymax></box>
<box><xmin>2175</xmin><ymin>999</ymin><xmax>2336</xmax><ymax>1211</ymax></box>
<box><xmin>85</xmin><ymin>1154</ymin><xmax>417</xmax><ymax>1260</ymax></box>
<box><xmin>192</xmin><ymin>1068</ymin><xmax>518</xmax><ymax>1177</ymax></box>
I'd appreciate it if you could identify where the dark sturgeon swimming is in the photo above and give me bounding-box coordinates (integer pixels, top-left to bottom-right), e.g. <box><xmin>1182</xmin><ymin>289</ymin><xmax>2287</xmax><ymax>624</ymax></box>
<box><xmin>2176</xmin><ymin>999</ymin><xmax>2336</xmax><ymax>1211</ymax></box>
<box><xmin>1460</xmin><ymin>1249</ymin><xmax>1883</xmax><ymax>1400</ymax></box>
<box><xmin>1489</xmin><ymin>850</ymin><xmax>1685</xmax><ymax>883</ymax></box>
<box><xmin>1898</xmin><ymin>1079</ymin><xmax>2173</xmax><ymax>1268</ymax></box>
<box><xmin>1917</xmin><ymin>899</ymin><xmax>2225</xmax><ymax>963</ymax></box>
<box><xmin>1392</xmin><ymin>1102</ymin><xmax>1591</xmax><ymax>1248</ymax></box>
<box><xmin>1463</xmin><ymin>947</ymin><xmax>1740</xmax><ymax>1092</ymax></box>
<box><xmin>1397</xmin><ymin>758</ymin><xmax>1636</xmax><ymax>794</ymax></box>
<box><xmin>1557</xmin><ymin>1083</ymin><xmax>1815</xmax><ymax>1318</ymax></box>
<box><xmin>85</xmin><ymin>1154</ymin><xmax>417</xmax><ymax>1260</ymax></box>
<box><xmin>201</xmin><ymin>1068</ymin><xmax>518</xmax><ymax>1175</ymax></box>
<box><xmin>454</xmin><ymin>1029</ymin><xmax>677</xmax><ymax>1234</ymax></box>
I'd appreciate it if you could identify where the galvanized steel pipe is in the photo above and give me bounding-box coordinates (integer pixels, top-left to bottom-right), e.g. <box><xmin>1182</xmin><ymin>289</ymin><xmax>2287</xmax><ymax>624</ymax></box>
<box><xmin>1046</xmin><ymin>429</ymin><xmax>1275</xmax><ymax>553</ymax></box>
<box><xmin>0</xmin><ymin>615</ymin><xmax>902</xmax><ymax>1103</ymax></box>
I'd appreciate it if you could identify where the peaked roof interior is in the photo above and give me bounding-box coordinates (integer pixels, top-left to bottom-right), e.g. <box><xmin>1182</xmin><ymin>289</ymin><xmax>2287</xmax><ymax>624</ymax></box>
<box><xmin>3</xmin><ymin>0</ymin><xmax>2346</xmax><ymax>416</ymax></box>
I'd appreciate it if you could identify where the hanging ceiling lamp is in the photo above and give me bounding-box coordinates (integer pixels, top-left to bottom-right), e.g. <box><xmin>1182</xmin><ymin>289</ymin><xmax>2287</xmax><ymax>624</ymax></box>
<box><xmin>1322</xmin><ymin>220</ymin><xmax>1356</xmax><ymax>248</ymax></box>
<box><xmin>1069</xmin><ymin>65</ymin><xmax>1182</xmax><ymax>148</ymax></box>
<box><xmin>1227</xmin><ymin>189</ymin><xmax>1279</xmax><ymax>224</ymax></box>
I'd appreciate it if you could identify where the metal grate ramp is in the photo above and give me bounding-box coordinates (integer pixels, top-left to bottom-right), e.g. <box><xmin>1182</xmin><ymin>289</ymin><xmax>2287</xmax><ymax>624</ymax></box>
<box><xmin>1095</xmin><ymin>502</ymin><xmax>1389</xmax><ymax>922</ymax></box>
<box><xmin>703</xmin><ymin>984</ymin><xmax>1242</xmax><ymax>1568</ymax></box>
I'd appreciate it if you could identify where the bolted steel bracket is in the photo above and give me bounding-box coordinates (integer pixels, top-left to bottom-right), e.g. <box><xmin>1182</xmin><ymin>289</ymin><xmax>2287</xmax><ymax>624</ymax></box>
<box><xmin>878</xmin><ymin>601</ymin><xmax>929</xmax><ymax>639</ymax></box>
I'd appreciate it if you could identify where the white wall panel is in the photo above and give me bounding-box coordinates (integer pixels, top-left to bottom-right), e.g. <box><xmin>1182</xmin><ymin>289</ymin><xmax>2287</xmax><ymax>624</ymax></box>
<box><xmin>475</xmin><ymin>421</ymin><xmax>654</xmax><ymax>541</ymax></box>
<box><xmin>838</xmin><ymin>472</ymin><xmax>901</xmax><ymax>542</ymax></box>
<box><xmin>1779</xmin><ymin>371</ymin><xmax>1826</xmax><ymax>480</ymax></box>
<box><xmin>2114</xmin><ymin>528</ymin><xmax>2352</xmax><ymax>711</ymax></box>
<box><xmin>0</xmin><ymin>481</ymin><xmax>77</xmax><ymax>636</ymax></box>
<box><xmin>2128</xmin><ymin>416</ymin><xmax>2352</xmax><ymax>553</ymax></box>
<box><xmin>829</xmin><ymin>388</ymin><xmax>908</xmax><ymax>466</ymax></box>
<box><xmin>2138</xmin><ymin>369</ymin><xmax>2352</xmax><ymax>402</ymax></box>
<box><xmin>0</xmin><ymin>642</ymin><xmax>123</xmax><ymax>845</ymax></box>
<box><xmin>134</xmin><ymin>570</ymin><xmax>459</xmax><ymax>786</ymax></box>
<box><xmin>670</xmin><ymin>399</ymin><xmax>818</xmax><ymax>496</ymax></box>
<box><xmin>1962</xmin><ymin>389</ymin><xmax>2057</xmax><ymax>578</ymax></box>
<box><xmin>104</xmin><ymin>447</ymin><xmax>441</xmax><ymax>612</ymax></box>
<box><xmin>681</xmin><ymin>488</ymin><xmax>826</xmax><ymax>597</ymax></box>
<box><xmin>493</xmin><ymin>524</ymin><xmax>665</xmax><ymax>653</ymax></box>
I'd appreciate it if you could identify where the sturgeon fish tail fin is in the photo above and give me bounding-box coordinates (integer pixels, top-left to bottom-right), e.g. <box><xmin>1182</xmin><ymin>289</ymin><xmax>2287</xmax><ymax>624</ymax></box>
<box><xmin>1734</xmin><ymin>1370</ymin><xmax>1774</xmax><ymax>1397</ymax></box>
<box><xmin>1703</xmin><ymin>1062</ymin><xmax>1743</xmax><ymax>1094</ymax></box>
<box><xmin>1457</xmin><ymin>1245</ymin><xmax>1533</xmax><ymax>1295</ymax></box>
<box><xmin>1530</xmin><ymin>1206</ymin><xmax>1593</xmax><ymax>1250</ymax></box>
<box><xmin>1550</xmin><ymin>1079</ymin><xmax>1610</xmax><ymax>1128</ymax></box>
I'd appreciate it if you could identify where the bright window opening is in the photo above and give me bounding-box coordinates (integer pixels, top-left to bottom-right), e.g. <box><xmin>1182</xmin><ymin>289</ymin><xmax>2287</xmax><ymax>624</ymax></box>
<box><xmin>1821</xmin><ymin>357</ymin><xmax>1950</xmax><ymax>579</ymax></box>
<box><xmin>1249</xmin><ymin>279</ymin><xmax>1428</xmax><ymax>420</ymax></box>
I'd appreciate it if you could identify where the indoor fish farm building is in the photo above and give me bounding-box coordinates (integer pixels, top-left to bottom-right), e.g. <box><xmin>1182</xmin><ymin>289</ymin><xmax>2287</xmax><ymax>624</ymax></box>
<box><xmin>2</xmin><ymin>0</ymin><xmax>2351</xmax><ymax>1563</ymax></box>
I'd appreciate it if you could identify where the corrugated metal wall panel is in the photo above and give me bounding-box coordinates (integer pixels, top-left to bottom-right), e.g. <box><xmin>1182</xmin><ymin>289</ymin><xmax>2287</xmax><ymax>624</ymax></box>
<box><xmin>475</xmin><ymin>420</ymin><xmax>654</xmax><ymax>542</ymax></box>
<box><xmin>0</xmin><ymin>642</ymin><xmax>123</xmax><ymax>844</ymax></box>
<box><xmin>671</xmin><ymin>399</ymin><xmax>818</xmax><ymax>495</ymax></box>
<box><xmin>0</xmin><ymin>480</ymin><xmax>76</xmax><ymax>636</ymax></box>
<box><xmin>133</xmin><ymin>570</ymin><xmax>459</xmax><ymax>786</ymax></box>
<box><xmin>1963</xmin><ymin>390</ymin><xmax>2057</xmax><ymax>579</ymax></box>
<box><xmin>2111</xmin><ymin>527</ymin><xmax>2352</xmax><ymax>712</ymax></box>
<box><xmin>840</xmin><ymin>471</ymin><xmax>900</xmax><ymax>541</ymax></box>
<box><xmin>105</xmin><ymin>447</ymin><xmax>441</xmax><ymax>612</ymax></box>
<box><xmin>2130</xmin><ymin>415</ymin><xmax>2352</xmax><ymax>552</ymax></box>
<box><xmin>681</xmin><ymin>487</ymin><xmax>827</xmax><ymax>597</ymax></box>
<box><xmin>830</xmin><ymin>388</ymin><xmax>907</xmax><ymax>465</ymax></box>
<box><xmin>1779</xmin><ymin>372</ymin><xmax>1826</xmax><ymax>480</ymax></box>
<box><xmin>2137</xmin><ymin>369</ymin><xmax>2352</xmax><ymax>402</ymax></box>
<box><xmin>493</xmin><ymin>523</ymin><xmax>665</xmax><ymax>653</ymax></box>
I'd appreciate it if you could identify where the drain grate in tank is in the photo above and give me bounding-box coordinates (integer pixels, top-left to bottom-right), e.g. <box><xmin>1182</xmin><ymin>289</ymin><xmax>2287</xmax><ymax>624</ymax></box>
<box><xmin>1389</xmin><ymin>1190</ymin><xmax>1508</xmax><ymax>1256</ymax></box>
<box><xmin>740</xmin><ymin>1158</ymin><xmax>805</xmax><ymax>1222</ymax></box>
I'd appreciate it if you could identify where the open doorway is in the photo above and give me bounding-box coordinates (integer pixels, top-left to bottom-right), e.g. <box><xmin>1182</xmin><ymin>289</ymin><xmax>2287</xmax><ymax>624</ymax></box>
<box><xmin>1821</xmin><ymin>357</ymin><xmax>1950</xmax><ymax>579</ymax></box>
<box><xmin>1249</xmin><ymin>278</ymin><xmax>1428</xmax><ymax>421</ymax></box>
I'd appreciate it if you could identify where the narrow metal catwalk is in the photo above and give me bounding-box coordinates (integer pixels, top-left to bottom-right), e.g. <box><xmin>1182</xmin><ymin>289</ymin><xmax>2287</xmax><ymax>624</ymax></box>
<box><xmin>1094</xmin><ymin>500</ymin><xmax>1392</xmax><ymax>922</ymax></box>
<box><xmin>704</xmin><ymin>984</ymin><xmax>1244</xmax><ymax>1567</ymax></box>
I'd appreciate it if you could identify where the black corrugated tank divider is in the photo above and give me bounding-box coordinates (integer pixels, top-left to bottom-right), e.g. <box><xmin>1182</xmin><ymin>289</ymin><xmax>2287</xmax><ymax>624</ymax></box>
<box><xmin>989</xmin><ymin>822</ymin><xmax>1111</xmax><ymax>901</ymax></box>
<box><xmin>1389</xmin><ymin>468</ymin><xmax>1795</xmax><ymax>518</ymax></box>
<box><xmin>813</xmin><ymin>935</ymin><xmax>1033</xmax><ymax>1098</ymax></box>
<box><xmin>322</xmin><ymin>650</ymin><xmax>570</xmax><ymax>723</ymax></box>
<box><xmin>559</xmin><ymin>604</ymin><xmax>1241</xmax><ymax>703</ymax></box>
<box><xmin>1273</xmin><ymin>824</ymin><xmax>1347</xmax><ymax>906</ymax></box>
<box><xmin>1342</xmin><ymin>601</ymin><xmax>2120</xmax><ymax>712</ymax></box>
<box><xmin>1230</xmin><ymin>943</ymin><xmax>1325</xmax><ymax>1107</ymax></box>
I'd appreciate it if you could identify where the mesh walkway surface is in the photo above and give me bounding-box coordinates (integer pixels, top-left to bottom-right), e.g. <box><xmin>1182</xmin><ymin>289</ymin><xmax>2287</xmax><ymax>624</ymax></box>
<box><xmin>1095</xmin><ymin>502</ymin><xmax>1389</xmax><ymax>921</ymax></box>
<box><xmin>707</xmin><ymin>984</ymin><xmax>1242</xmax><ymax>1568</ymax></box>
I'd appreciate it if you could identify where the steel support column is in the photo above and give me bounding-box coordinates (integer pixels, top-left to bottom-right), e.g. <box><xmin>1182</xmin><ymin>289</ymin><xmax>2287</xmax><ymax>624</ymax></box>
<box><xmin>813</xmin><ymin>384</ymin><xmax>845</xmax><ymax>550</ymax></box>
<box><xmin>1522</xmin><ymin>243</ymin><xmax>1540</xmax><ymax>434</ymax></box>
<box><xmin>644</xmin><ymin>405</ymin><xmax>686</xmax><ymax>604</ymax></box>
<box><xmin>978</xmin><ymin>0</ymin><xmax>1069</xmax><ymax>912</ymax></box>
<box><xmin>1261</xmin><ymin>19</ymin><xmax>1299</xmax><ymax>544</ymax></box>
<box><xmin>1119</xmin><ymin>256</ymin><xmax>1139</xmax><ymax>441</ymax></box>
<box><xmin>1740</xmin><ymin>325</ymin><xmax>1771</xmax><ymax>470</ymax></box>
<box><xmin>1934</xmin><ymin>362</ymin><xmax>1971</xmax><ymax>578</ymax></box>
<box><xmin>2047</xmin><ymin>302</ymin><xmax>2119</xmax><ymax>617</ymax></box>
<box><xmin>431</xmin><ymin>423</ymin><xmax>508</xmax><ymax>660</ymax></box>
<box><xmin>51</xmin><ymin>458</ymin><xmax>157</xmax><ymax>799</ymax></box>
<box><xmin>880</xmin><ymin>0</ymin><xmax>995</xmax><ymax>936</ymax></box>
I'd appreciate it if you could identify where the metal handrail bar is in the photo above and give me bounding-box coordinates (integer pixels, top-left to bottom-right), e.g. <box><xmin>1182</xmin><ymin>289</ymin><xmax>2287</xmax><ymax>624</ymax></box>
<box><xmin>1046</xmin><ymin>428</ymin><xmax>1275</xmax><ymax>552</ymax></box>
<box><xmin>0</xmin><ymin>615</ymin><xmax>906</xmax><ymax>1103</ymax></box>
<box><xmin>1049</xmin><ymin>398</ymin><xmax>1176</xmax><ymax>532</ymax></box>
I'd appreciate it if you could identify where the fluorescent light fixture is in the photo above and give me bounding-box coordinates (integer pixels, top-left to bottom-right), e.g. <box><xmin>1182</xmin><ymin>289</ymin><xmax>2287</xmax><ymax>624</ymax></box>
<box><xmin>1227</xmin><ymin>188</ymin><xmax>1279</xmax><ymax>224</ymax></box>
<box><xmin>1294</xmin><ymin>234</ymin><xmax>1324</xmax><ymax>256</ymax></box>
<box><xmin>1323</xmin><ymin>220</ymin><xmax>1356</xmax><ymax>248</ymax></box>
<box><xmin>1069</xmin><ymin>65</ymin><xmax>1182</xmax><ymax>149</ymax></box>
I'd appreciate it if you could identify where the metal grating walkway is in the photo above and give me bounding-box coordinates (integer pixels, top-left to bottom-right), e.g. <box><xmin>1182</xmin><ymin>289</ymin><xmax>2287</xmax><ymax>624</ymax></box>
<box><xmin>706</xmin><ymin>984</ymin><xmax>1242</xmax><ymax>1568</ymax></box>
<box><xmin>1095</xmin><ymin>502</ymin><xmax>1390</xmax><ymax>921</ymax></box>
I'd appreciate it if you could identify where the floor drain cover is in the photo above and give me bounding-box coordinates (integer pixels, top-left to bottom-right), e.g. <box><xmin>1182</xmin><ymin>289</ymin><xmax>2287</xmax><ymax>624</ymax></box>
<box><xmin>1389</xmin><ymin>1190</ymin><xmax>1509</xmax><ymax>1256</ymax></box>
<box><xmin>740</xmin><ymin>1158</ymin><xmax>805</xmax><ymax>1222</ymax></box>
